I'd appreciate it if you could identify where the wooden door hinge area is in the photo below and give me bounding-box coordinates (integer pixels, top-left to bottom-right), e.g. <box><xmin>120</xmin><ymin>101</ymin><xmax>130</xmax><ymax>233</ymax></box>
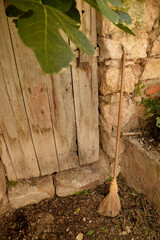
<box><xmin>74</xmin><ymin>46</ymin><xmax>100</xmax><ymax>60</ymax></box>
<box><xmin>94</xmin><ymin>47</ymin><xmax>100</xmax><ymax>57</ymax></box>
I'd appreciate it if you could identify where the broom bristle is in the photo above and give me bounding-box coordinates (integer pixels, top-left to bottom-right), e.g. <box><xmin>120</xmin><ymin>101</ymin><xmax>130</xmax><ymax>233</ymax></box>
<box><xmin>98</xmin><ymin>179</ymin><xmax>121</xmax><ymax>217</ymax></box>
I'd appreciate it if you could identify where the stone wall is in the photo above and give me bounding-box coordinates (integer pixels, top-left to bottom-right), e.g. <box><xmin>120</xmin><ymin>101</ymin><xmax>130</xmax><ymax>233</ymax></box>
<box><xmin>121</xmin><ymin>138</ymin><xmax>160</xmax><ymax>213</ymax></box>
<box><xmin>98</xmin><ymin>0</ymin><xmax>160</xmax><ymax>159</ymax></box>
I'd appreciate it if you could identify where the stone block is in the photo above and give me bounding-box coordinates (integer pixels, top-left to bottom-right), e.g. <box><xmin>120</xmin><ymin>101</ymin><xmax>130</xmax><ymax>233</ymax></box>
<box><xmin>122</xmin><ymin>37</ymin><xmax>148</xmax><ymax>60</ymax></box>
<box><xmin>0</xmin><ymin>161</ymin><xmax>8</xmax><ymax>214</ymax></box>
<box><xmin>98</xmin><ymin>37</ymin><xmax>147</xmax><ymax>61</ymax></box>
<box><xmin>141</xmin><ymin>59</ymin><xmax>160</xmax><ymax>80</ymax></box>
<box><xmin>134</xmin><ymin>96</ymin><xmax>142</xmax><ymax>102</ymax></box>
<box><xmin>100</xmin><ymin>125</ymin><xmax>125</xmax><ymax>159</ymax></box>
<box><xmin>100</xmin><ymin>93</ymin><xmax>120</xmax><ymax>104</ymax></box>
<box><xmin>97</xmin><ymin>14</ymin><xmax>121</xmax><ymax>37</ymax></box>
<box><xmin>97</xmin><ymin>0</ymin><xmax>159</xmax><ymax>37</ymax></box>
<box><xmin>151</xmin><ymin>35</ymin><xmax>160</xmax><ymax>57</ymax></box>
<box><xmin>142</xmin><ymin>0</ymin><xmax>160</xmax><ymax>33</ymax></box>
<box><xmin>100</xmin><ymin>65</ymin><xmax>137</xmax><ymax>96</ymax></box>
<box><xmin>55</xmin><ymin>150</ymin><xmax>112</xmax><ymax>197</ymax></box>
<box><xmin>100</xmin><ymin>98</ymin><xmax>136</xmax><ymax>127</ymax></box>
<box><xmin>105</xmin><ymin>60</ymin><xmax>121</xmax><ymax>67</ymax></box>
<box><xmin>109</xmin><ymin>93</ymin><xmax>120</xmax><ymax>103</ymax></box>
<box><xmin>146</xmin><ymin>84</ymin><xmax>160</xmax><ymax>95</ymax></box>
<box><xmin>98</xmin><ymin>38</ymin><xmax>122</xmax><ymax>60</ymax></box>
<box><xmin>121</xmin><ymin>138</ymin><xmax>160</xmax><ymax>213</ymax></box>
<box><xmin>8</xmin><ymin>175</ymin><xmax>55</xmax><ymax>209</ymax></box>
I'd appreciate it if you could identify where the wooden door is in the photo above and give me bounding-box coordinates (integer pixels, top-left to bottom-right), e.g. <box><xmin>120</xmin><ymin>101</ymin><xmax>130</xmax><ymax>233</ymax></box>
<box><xmin>0</xmin><ymin>0</ymin><xmax>99</xmax><ymax>180</ymax></box>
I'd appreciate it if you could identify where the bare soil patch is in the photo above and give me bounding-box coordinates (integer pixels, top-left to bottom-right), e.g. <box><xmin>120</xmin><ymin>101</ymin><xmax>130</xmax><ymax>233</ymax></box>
<box><xmin>0</xmin><ymin>175</ymin><xmax>159</xmax><ymax>240</ymax></box>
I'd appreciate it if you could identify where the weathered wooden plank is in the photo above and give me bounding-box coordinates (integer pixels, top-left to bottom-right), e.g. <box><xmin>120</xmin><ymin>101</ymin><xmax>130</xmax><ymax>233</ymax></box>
<box><xmin>46</xmin><ymin>31</ymin><xmax>79</xmax><ymax>171</ymax></box>
<box><xmin>0</xmin><ymin>128</ymin><xmax>17</xmax><ymax>181</ymax></box>
<box><xmin>71</xmin><ymin>1</ymin><xmax>99</xmax><ymax>165</ymax></box>
<box><xmin>8</xmin><ymin>19</ymin><xmax>59</xmax><ymax>175</ymax></box>
<box><xmin>0</xmin><ymin>0</ymin><xmax>40</xmax><ymax>179</ymax></box>
<box><xmin>71</xmin><ymin>59</ymin><xmax>99</xmax><ymax>165</ymax></box>
<box><xmin>48</xmin><ymin>68</ymin><xmax>79</xmax><ymax>171</ymax></box>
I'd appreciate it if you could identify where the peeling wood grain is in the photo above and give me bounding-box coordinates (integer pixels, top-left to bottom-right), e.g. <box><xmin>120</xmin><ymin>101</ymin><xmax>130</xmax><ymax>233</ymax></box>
<box><xmin>8</xmin><ymin>19</ymin><xmax>59</xmax><ymax>175</ymax></box>
<box><xmin>0</xmin><ymin>0</ymin><xmax>40</xmax><ymax>179</ymax></box>
<box><xmin>0</xmin><ymin>0</ymin><xmax>99</xmax><ymax>178</ymax></box>
<box><xmin>0</xmin><ymin>128</ymin><xmax>17</xmax><ymax>181</ymax></box>
<box><xmin>48</xmin><ymin>68</ymin><xmax>79</xmax><ymax>171</ymax></box>
<box><xmin>71</xmin><ymin>59</ymin><xmax>99</xmax><ymax>165</ymax></box>
<box><xmin>71</xmin><ymin>1</ymin><xmax>99</xmax><ymax>165</ymax></box>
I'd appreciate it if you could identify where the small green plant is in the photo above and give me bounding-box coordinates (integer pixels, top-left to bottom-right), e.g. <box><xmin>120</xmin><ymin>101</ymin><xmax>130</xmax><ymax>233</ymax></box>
<box><xmin>142</xmin><ymin>97</ymin><xmax>160</xmax><ymax>129</ymax></box>
<box><xmin>135</xmin><ymin>82</ymin><xmax>160</xmax><ymax>130</ymax></box>
<box><xmin>87</xmin><ymin>230</ymin><xmax>95</xmax><ymax>236</ymax></box>
<box><xmin>9</xmin><ymin>180</ymin><xmax>18</xmax><ymax>187</ymax></box>
<box><xmin>108</xmin><ymin>177</ymin><xmax>113</xmax><ymax>181</ymax></box>
<box><xmin>144</xmin><ymin>228</ymin><xmax>149</xmax><ymax>235</ymax></box>
<box><xmin>134</xmin><ymin>81</ymin><xmax>145</xmax><ymax>96</ymax></box>
<box><xmin>82</xmin><ymin>190</ymin><xmax>89</xmax><ymax>195</ymax></box>
<box><xmin>100</xmin><ymin>226</ymin><xmax>107</xmax><ymax>233</ymax></box>
<box><xmin>100</xmin><ymin>226</ymin><xmax>107</xmax><ymax>231</ymax></box>
<box><xmin>131</xmin><ymin>192</ymin><xmax>137</xmax><ymax>197</ymax></box>
<box><xmin>74</xmin><ymin>190</ymin><xmax>89</xmax><ymax>196</ymax></box>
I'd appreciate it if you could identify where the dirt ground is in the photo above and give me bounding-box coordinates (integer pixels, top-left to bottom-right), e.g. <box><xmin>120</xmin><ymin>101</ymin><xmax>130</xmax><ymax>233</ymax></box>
<box><xmin>0</xmin><ymin>175</ymin><xmax>159</xmax><ymax>240</ymax></box>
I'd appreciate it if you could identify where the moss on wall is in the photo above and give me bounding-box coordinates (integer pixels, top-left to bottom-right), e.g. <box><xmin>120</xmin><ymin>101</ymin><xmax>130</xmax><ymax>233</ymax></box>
<box><xmin>121</xmin><ymin>0</ymin><xmax>146</xmax><ymax>28</ymax></box>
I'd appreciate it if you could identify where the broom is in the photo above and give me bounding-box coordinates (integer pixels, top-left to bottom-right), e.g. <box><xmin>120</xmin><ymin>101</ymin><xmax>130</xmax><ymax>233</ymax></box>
<box><xmin>98</xmin><ymin>51</ymin><xmax>126</xmax><ymax>217</ymax></box>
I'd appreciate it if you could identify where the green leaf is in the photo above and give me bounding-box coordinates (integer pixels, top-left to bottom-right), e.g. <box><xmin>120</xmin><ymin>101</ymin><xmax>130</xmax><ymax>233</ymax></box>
<box><xmin>97</xmin><ymin>0</ymin><xmax>119</xmax><ymax>24</ymax></box>
<box><xmin>9</xmin><ymin>180</ymin><xmax>18</xmax><ymax>187</ymax></box>
<box><xmin>74</xmin><ymin>190</ymin><xmax>89</xmax><ymax>196</ymax></box>
<box><xmin>87</xmin><ymin>230</ymin><xmax>95</xmax><ymax>236</ymax></box>
<box><xmin>146</xmin><ymin>107</ymin><xmax>152</xmax><ymax>113</ymax></box>
<box><xmin>115</xmin><ymin>224</ymin><xmax>120</xmax><ymax>227</ymax></box>
<box><xmin>156</xmin><ymin>117</ymin><xmax>160</xmax><ymax>122</ymax></box>
<box><xmin>156</xmin><ymin>123</ymin><xmax>160</xmax><ymax>128</ymax></box>
<box><xmin>101</xmin><ymin>226</ymin><xmax>107</xmax><ymax>231</ymax></box>
<box><xmin>146</xmin><ymin>113</ymin><xmax>154</xmax><ymax>118</ymax></box>
<box><xmin>84</xmin><ymin>0</ymin><xmax>134</xmax><ymax>35</ymax></box>
<box><xmin>108</xmin><ymin>176</ymin><xmax>113</xmax><ymax>181</ymax></box>
<box><xmin>156</xmin><ymin>117</ymin><xmax>160</xmax><ymax>128</ymax></box>
<box><xmin>107</xmin><ymin>0</ymin><xmax>124</xmax><ymax>7</ymax></box>
<box><xmin>115</xmin><ymin>10</ymin><xmax>131</xmax><ymax>25</ymax></box>
<box><xmin>114</xmin><ymin>23</ymin><xmax>135</xmax><ymax>35</ymax></box>
<box><xmin>82</xmin><ymin>190</ymin><xmax>89</xmax><ymax>195</ymax></box>
<box><xmin>65</xmin><ymin>1</ymin><xmax>80</xmax><ymax>24</ymax></box>
<box><xmin>137</xmin><ymin>86</ymin><xmax>140</xmax><ymax>92</ymax></box>
<box><xmin>134</xmin><ymin>81</ymin><xmax>142</xmax><ymax>87</ymax></box>
<box><xmin>8</xmin><ymin>0</ymin><xmax>94</xmax><ymax>74</ymax></box>
<box><xmin>84</xmin><ymin>0</ymin><xmax>100</xmax><ymax>12</ymax></box>
<box><xmin>136</xmin><ymin>102</ymin><xmax>141</xmax><ymax>106</ymax></box>
<box><xmin>74</xmin><ymin>191</ymin><xmax>81</xmax><ymax>196</ymax></box>
<box><xmin>6</xmin><ymin>5</ymin><xmax>24</xmax><ymax>17</ymax></box>
<box><xmin>43</xmin><ymin>0</ymin><xmax>73</xmax><ymax>12</ymax></box>
<box><xmin>131</xmin><ymin>192</ymin><xmax>137</xmax><ymax>197</ymax></box>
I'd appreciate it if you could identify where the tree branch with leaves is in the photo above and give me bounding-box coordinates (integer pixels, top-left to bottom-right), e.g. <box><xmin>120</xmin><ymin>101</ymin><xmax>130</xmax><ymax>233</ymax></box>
<box><xmin>6</xmin><ymin>0</ymin><xmax>134</xmax><ymax>74</ymax></box>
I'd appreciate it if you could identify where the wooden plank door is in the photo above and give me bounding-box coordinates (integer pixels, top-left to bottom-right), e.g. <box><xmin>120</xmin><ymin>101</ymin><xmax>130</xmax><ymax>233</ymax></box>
<box><xmin>71</xmin><ymin>1</ymin><xmax>99</xmax><ymax>165</ymax></box>
<box><xmin>0</xmin><ymin>0</ymin><xmax>40</xmax><ymax>180</ymax></box>
<box><xmin>0</xmin><ymin>0</ymin><xmax>99</xmax><ymax>179</ymax></box>
<box><xmin>47</xmin><ymin>69</ymin><xmax>79</xmax><ymax>171</ymax></box>
<box><xmin>8</xmin><ymin>19</ymin><xmax>59</xmax><ymax>176</ymax></box>
<box><xmin>0</xmin><ymin>128</ymin><xmax>17</xmax><ymax>180</ymax></box>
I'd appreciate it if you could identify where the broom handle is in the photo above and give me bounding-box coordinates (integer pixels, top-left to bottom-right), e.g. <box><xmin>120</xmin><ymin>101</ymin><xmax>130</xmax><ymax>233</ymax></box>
<box><xmin>113</xmin><ymin>51</ymin><xmax>126</xmax><ymax>180</ymax></box>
